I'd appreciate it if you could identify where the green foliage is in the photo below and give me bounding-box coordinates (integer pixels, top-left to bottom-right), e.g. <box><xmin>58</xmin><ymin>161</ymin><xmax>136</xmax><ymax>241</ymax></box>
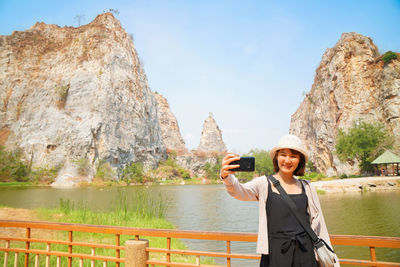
<box><xmin>121</xmin><ymin>161</ymin><xmax>145</xmax><ymax>184</ymax></box>
<box><xmin>382</xmin><ymin>51</ymin><xmax>398</xmax><ymax>64</ymax></box>
<box><xmin>335</xmin><ymin>120</ymin><xmax>394</xmax><ymax>173</ymax></box>
<box><xmin>153</xmin><ymin>152</ymin><xmax>192</xmax><ymax>181</ymax></box>
<box><xmin>299</xmin><ymin>172</ymin><xmax>326</xmax><ymax>181</ymax></box>
<box><xmin>306</xmin><ymin>160</ymin><xmax>317</xmax><ymax>173</ymax></box>
<box><xmin>73</xmin><ymin>157</ymin><xmax>90</xmax><ymax>176</ymax></box>
<box><xmin>234</xmin><ymin>149</ymin><xmax>274</xmax><ymax>182</ymax></box>
<box><xmin>250</xmin><ymin>149</ymin><xmax>274</xmax><ymax>175</ymax></box>
<box><xmin>0</xmin><ymin>145</ymin><xmax>29</xmax><ymax>182</ymax></box>
<box><xmin>29</xmin><ymin>165</ymin><xmax>59</xmax><ymax>184</ymax></box>
<box><xmin>95</xmin><ymin>160</ymin><xmax>116</xmax><ymax>180</ymax></box>
<box><xmin>114</xmin><ymin>189</ymin><xmax>170</xmax><ymax>220</ymax></box>
<box><xmin>203</xmin><ymin>157</ymin><xmax>222</xmax><ymax>180</ymax></box>
<box><xmin>317</xmin><ymin>189</ymin><xmax>326</xmax><ymax>195</ymax></box>
<box><xmin>180</xmin><ymin>168</ymin><xmax>191</xmax><ymax>180</ymax></box>
<box><xmin>55</xmin><ymin>82</ymin><xmax>70</xmax><ymax>101</ymax></box>
<box><xmin>0</xmin><ymin>145</ymin><xmax>61</xmax><ymax>184</ymax></box>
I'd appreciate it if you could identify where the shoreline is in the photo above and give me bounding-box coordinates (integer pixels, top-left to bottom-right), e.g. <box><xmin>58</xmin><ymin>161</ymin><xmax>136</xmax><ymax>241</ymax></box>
<box><xmin>1</xmin><ymin>176</ymin><xmax>400</xmax><ymax>193</ymax></box>
<box><xmin>310</xmin><ymin>176</ymin><xmax>400</xmax><ymax>193</ymax></box>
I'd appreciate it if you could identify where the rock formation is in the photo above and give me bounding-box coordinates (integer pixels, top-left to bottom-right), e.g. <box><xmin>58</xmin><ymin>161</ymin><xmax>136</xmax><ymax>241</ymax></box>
<box><xmin>177</xmin><ymin>113</ymin><xmax>226</xmax><ymax>176</ymax></box>
<box><xmin>0</xmin><ymin>13</ymin><xmax>166</xmax><ymax>186</ymax></box>
<box><xmin>290</xmin><ymin>32</ymin><xmax>400</xmax><ymax>176</ymax></box>
<box><xmin>153</xmin><ymin>92</ymin><xmax>186</xmax><ymax>152</ymax></box>
<box><xmin>197</xmin><ymin>113</ymin><xmax>227</xmax><ymax>152</ymax></box>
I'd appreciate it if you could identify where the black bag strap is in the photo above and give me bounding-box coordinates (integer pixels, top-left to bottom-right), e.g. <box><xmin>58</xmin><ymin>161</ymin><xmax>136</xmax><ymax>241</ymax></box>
<box><xmin>268</xmin><ymin>175</ymin><xmax>334</xmax><ymax>251</ymax></box>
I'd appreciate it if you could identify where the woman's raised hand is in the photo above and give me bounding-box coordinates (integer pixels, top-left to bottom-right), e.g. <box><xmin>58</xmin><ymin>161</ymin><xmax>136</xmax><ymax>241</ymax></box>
<box><xmin>220</xmin><ymin>153</ymin><xmax>240</xmax><ymax>179</ymax></box>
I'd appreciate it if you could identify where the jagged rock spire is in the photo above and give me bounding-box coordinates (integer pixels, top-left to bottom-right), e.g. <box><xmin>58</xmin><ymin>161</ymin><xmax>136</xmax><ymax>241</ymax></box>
<box><xmin>154</xmin><ymin>92</ymin><xmax>186</xmax><ymax>152</ymax></box>
<box><xmin>197</xmin><ymin>113</ymin><xmax>227</xmax><ymax>152</ymax></box>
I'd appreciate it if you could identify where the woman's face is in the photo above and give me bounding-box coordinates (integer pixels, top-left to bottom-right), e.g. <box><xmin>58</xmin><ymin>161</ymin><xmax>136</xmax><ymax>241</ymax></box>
<box><xmin>276</xmin><ymin>149</ymin><xmax>300</xmax><ymax>175</ymax></box>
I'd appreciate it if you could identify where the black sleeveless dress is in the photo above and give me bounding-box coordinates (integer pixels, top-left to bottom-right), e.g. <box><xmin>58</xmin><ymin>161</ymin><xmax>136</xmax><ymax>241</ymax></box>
<box><xmin>260</xmin><ymin>180</ymin><xmax>318</xmax><ymax>267</ymax></box>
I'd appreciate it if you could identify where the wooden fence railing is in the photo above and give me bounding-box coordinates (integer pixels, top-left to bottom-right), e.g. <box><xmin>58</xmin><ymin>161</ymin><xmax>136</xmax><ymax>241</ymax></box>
<box><xmin>0</xmin><ymin>220</ymin><xmax>399</xmax><ymax>267</ymax></box>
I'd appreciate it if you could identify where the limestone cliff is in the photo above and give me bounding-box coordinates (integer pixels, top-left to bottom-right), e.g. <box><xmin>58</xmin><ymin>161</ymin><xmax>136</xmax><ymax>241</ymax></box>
<box><xmin>177</xmin><ymin>113</ymin><xmax>226</xmax><ymax>176</ymax></box>
<box><xmin>197</xmin><ymin>113</ymin><xmax>227</xmax><ymax>152</ymax></box>
<box><xmin>0</xmin><ymin>13</ymin><xmax>166</xmax><ymax>186</ymax></box>
<box><xmin>153</xmin><ymin>92</ymin><xmax>186</xmax><ymax>152</ymax></box>
<box><xmin>290</xmin><ymin>32</ymin><xmax>400</xmax><ymax>176</ymax></box>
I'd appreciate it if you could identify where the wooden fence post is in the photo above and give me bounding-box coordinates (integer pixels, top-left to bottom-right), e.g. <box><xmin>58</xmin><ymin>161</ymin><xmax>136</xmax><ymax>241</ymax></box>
<box><xmin>125</xmin><ymin>239</ymin><xmax>149</xmax><ymax>267</ymax></box>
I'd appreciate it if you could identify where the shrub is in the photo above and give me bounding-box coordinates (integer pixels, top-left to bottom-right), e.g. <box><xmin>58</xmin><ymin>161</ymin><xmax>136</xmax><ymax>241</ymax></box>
<box><xmin>300</xmin><ymin>172</ymin><xmax>326</xmax><ymax>181</ymax></box>
<box><xmin>203</xmin><ymin>157</ymin><xmax>222</xmax><ymax>180</ymax></box>
<box><xmin>178</xmin><ymin>166</ymin><xmax>190</xmax><ymax>180</ymax></box>
<box><xmin>0</xmin><ymin>145</ymin><xmax>29</xmax><ymax>182</ymax></box>
<box><xmin>74</xmin><ymin>158</ymin><xmax>91</xmax><ymax>176</ymax></box>
<box><xmin>306</xmin><ymin>160</ymin><xmax>317</xmax><ymax>173</ymax></box>
<box><xmin>152</xmin><ymin>153</ymin><xmax>192</xmax><ymax>181</ymax></box>
<box><xmin>121</xmin><ymin>161</ymin><xmax>145</xmax><ymax>184</ymax></box>
<box><xmin>29</xmin><ymin>165</ymin><xmax>59</xmax><ymax>184</ymax></box>
<box><xmin>228</xmin><ymin>149</ymin><xmax>274</xmax><ymax>182</ymax></box>
<box><xmin>95</xmin><ymin>160</ymin><xmax>116</xmax><ymax>180</ymax></box>
<box><xmin>55</xmin><ymin>82</ymin><xmax>70</xmax><ymax>109</ymax></box>
<box><xmin>382</xmin><ymin>51</ymin><xmax>398</xmax><ymax>64</ymax></box>
<box><xmin>243</xmin><ymin>149</ymin><xmax>274</xmax><ymax>176</ymax></box>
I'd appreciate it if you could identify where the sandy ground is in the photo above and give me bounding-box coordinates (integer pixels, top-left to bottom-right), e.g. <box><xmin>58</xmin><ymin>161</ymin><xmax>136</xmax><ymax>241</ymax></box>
<box><xmin>0</xmin><ymin>208</ymin><xmax>55</xmax><ymax>240</ymax></box>
<box><xmin>310</xmin><ymin>176</ymin><xmax>400</xmax><ymax>193</ymax></box>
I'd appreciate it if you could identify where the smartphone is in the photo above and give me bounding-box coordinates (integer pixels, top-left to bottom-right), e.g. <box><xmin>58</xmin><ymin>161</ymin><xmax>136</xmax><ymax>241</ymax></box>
<box><xmin>229</xmin><ymin>157</ymin><xmax>255</xmax><ymax>172</ymax></box>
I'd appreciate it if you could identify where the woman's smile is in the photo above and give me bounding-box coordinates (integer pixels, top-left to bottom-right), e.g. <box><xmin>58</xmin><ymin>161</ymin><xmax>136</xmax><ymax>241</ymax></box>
<box><xmin>277</xmin><ymin>149</ymin><xmax>300</xmax><ymax>175</ymax></box>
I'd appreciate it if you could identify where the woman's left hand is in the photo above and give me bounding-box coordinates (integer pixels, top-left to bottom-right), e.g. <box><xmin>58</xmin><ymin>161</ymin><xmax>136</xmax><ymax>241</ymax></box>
<box><xmin>220</xmin><ymin>153</ymin><xmax>240</xmax><ymax>179</ymax></box>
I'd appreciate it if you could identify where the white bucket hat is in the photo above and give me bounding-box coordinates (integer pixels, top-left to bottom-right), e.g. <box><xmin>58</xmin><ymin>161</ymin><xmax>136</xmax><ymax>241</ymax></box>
<box><xmin>269</xmin><ymin>134</ymin><xmax>309</xmax><ymax>162</ymax></box>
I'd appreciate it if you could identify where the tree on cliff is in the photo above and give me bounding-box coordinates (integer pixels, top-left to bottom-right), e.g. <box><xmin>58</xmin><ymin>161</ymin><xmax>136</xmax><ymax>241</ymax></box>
<box><xmin>335</xmin><ymin>120</ymin><xmax>394</xmax><ymax>173</ymax></box>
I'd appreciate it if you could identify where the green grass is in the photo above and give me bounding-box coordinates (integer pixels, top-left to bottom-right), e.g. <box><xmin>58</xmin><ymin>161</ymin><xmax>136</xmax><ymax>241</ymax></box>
<box><xmin>0</xmin><ymin>190</ymin><xmax>215</xmax><ymax>266</ymax></box>
<box><xmin>0</xmin><ymin>181</ymin><xmax>35</xmax><ymax>186</ymax></box>
<box><xmin>299</xmin><ymin>172</ymin><xmax>328</xmax><ymax>181</ymax></box>
<box><xmin>317</xmin><ymin>189</ymin><xmax>326</xmax><ymax>195</ymax></box>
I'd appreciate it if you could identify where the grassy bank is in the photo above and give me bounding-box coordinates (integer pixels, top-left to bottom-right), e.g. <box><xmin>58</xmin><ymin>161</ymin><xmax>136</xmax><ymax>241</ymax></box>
<box><xmin>0</xmin><ymin>181</ymin><xmax>35</xmax><ymax>186</ymax></box>
<box><xmin>0</xmin><ymin>190</ymin><xmax>214</xmax><ymax>266</ymax></box>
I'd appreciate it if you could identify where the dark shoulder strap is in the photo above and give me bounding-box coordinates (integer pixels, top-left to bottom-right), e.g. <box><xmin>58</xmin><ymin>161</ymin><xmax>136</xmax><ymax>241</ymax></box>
<box><xmin>268</xmin><ymin>175</ymin><xmax>321</xmax><ymax>245</ymax></box>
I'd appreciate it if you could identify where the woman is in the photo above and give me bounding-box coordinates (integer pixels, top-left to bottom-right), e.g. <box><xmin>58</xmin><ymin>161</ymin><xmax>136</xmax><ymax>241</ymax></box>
<box><xmin>220</xmin><ymin>134</ymin><xmax>338</xmax><ymax>266</ymax></box>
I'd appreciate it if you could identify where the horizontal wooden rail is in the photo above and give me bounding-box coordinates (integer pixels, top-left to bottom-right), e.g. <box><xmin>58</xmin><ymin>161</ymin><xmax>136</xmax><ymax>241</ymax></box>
<box><xmin>0</xmin><ymin>219</ymin><xmax>257</xmax><ymax>241</ymax></box>
<box><xmin>331</xmin><ymin>235</ymin><xmax>400</xmax><ymax>248</ymax></box>
<box><xmin>147</xmin><ymin>260</ymin><xmax>222</xmax><ymax>267</ymax></box>
<box><xmin>0</xmin><ymin>236</ymin><xmax>125</xmax><ymax>250</ymax></box>
<box><xmin>330</xmin><ymin>235</ymin><xmax>400</xmax><ymax>267</ymax></box>
<box><xmin>147</xmin><ymin>247</ymin><xmax>260</xmax><ymax>259</ymax></box>
<box><xmin>0</xmin><ymin>247</ymin><xmax>125</xmax><ymax>262</ymax></box>
<box><xmin>339</xmin><ymin>259</ymin><xmax>400</xmax><ymax>267</ymax></box>
<box><xmin>1</xmin><ymin>220</ymin><xmax>399</xmax><ymax>267</ymax></box>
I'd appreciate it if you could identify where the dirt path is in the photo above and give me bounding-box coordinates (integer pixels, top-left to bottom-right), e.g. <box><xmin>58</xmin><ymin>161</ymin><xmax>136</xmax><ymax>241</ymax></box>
<box><xmin>310</xmin><ymin>176</ymin><xmax>400</xmax><ymax>193</ymax></box>
<box><xmin>0</xmin><ymin>208</ymin><xmax>56</xmax><ymax>240</ymax></box>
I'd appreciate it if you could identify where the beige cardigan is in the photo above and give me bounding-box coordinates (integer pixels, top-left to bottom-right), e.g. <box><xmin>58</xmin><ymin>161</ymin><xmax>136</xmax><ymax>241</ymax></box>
<box><xmin>222</xmin><ymin>174</ymin><xmax>333</xmax><ymax>255</ymax></box>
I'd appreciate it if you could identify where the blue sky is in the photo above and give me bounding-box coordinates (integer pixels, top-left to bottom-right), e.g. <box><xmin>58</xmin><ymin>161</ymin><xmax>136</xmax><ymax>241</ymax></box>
<box><xmin>1</xmin><ymin>0</ymin><xmax>399</xmax><ymax>153</ymax></box>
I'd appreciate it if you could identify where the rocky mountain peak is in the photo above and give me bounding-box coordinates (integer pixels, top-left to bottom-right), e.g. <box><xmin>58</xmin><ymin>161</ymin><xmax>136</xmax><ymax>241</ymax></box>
<box><xmin>290</xmin><ymin>32</ymin><xmax>400</xmax><ymax>176</ymax></box>
<box><xmin>0</xmin><ymin>13</ymin><xmax>166</xmax><ymax>186</ymax></box>
<box><xmin>90</xmin><ymin>12</ymin><xmax>123</xmax><ymax>29</ymax></box>
<box><xmin>154</xmin><ymin>92</ymin><xmax>186</xmax><ymax>152</ymax></box>
<box><xmin>197</xmin><ymin>113</ymin><xmax>227</xmax><ymax>152</ymax></box>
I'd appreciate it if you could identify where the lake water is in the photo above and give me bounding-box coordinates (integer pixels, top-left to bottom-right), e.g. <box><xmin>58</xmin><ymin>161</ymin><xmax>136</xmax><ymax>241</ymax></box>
<box><xmin>0</xmin><ymin>184</ymin><xmax>399</xmax><ymax>266</ymax></box>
